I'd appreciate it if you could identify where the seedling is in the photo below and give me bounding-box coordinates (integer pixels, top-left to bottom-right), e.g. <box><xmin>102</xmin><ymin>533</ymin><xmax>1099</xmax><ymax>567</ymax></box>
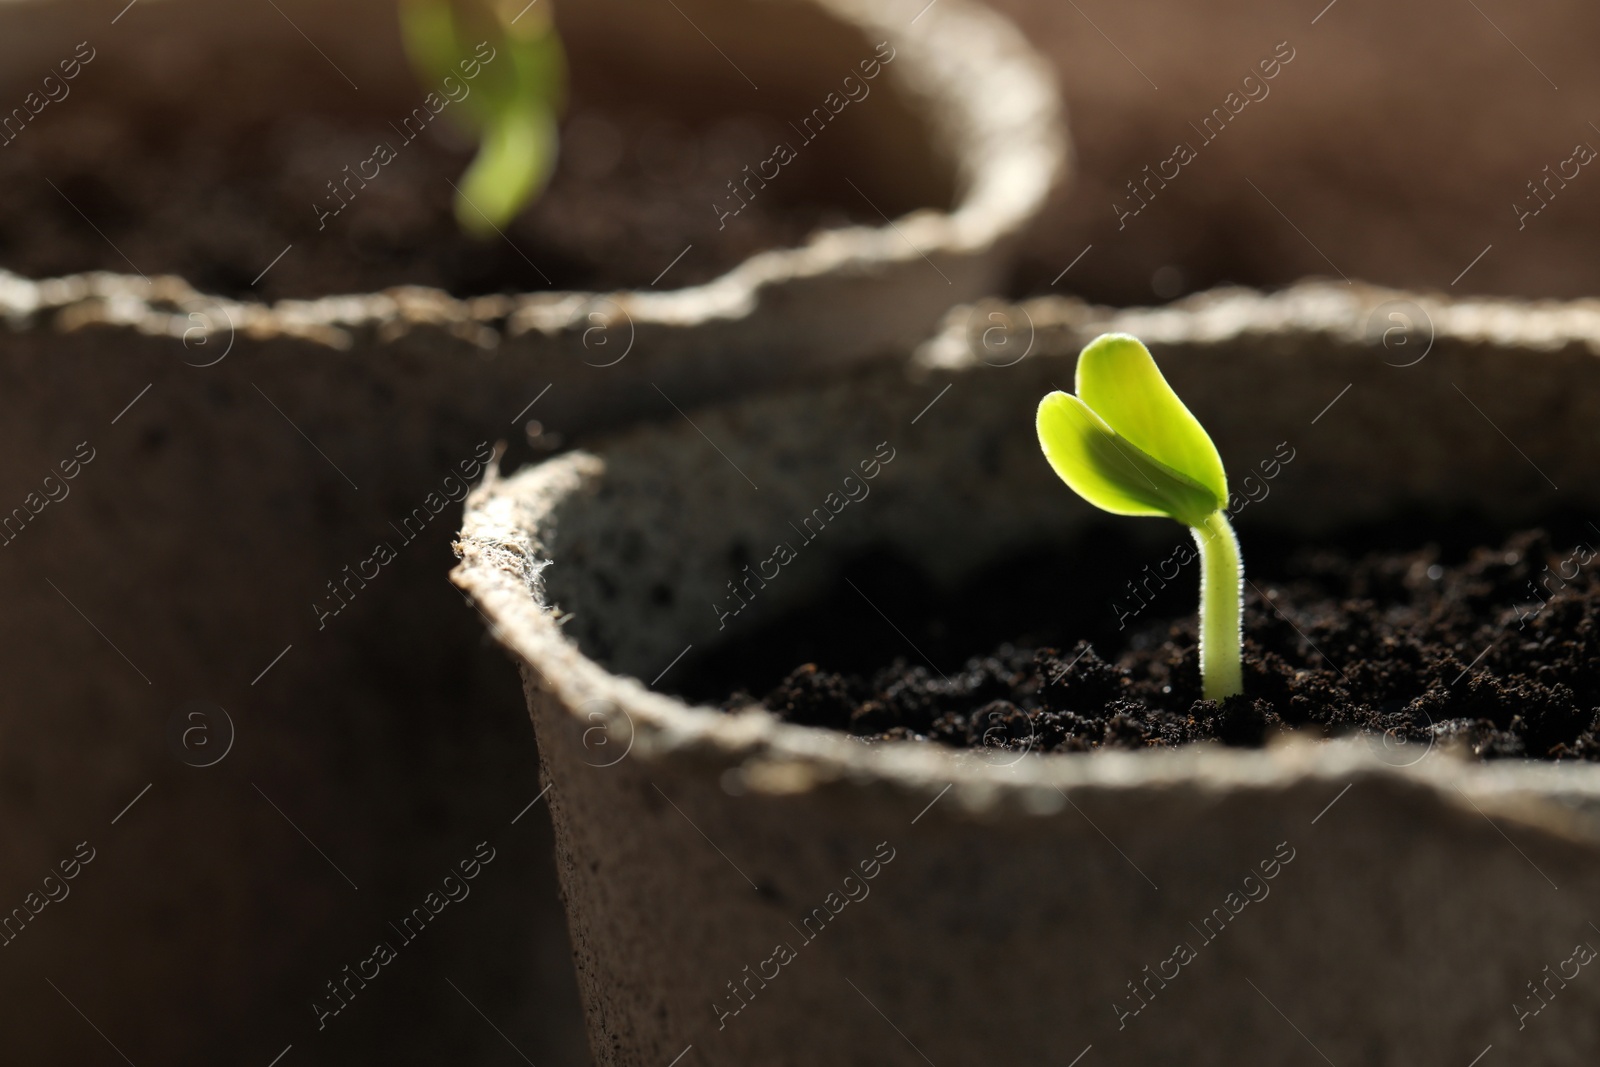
<box><xmin>1036</xmin><ymin>333</ymin><xmax>1243</xmax><ymax>700</ymax></box>
<box><xmin>400</xmin><ymin>0</ymin><xmax>567</xmax><ymax>236</ymax></box>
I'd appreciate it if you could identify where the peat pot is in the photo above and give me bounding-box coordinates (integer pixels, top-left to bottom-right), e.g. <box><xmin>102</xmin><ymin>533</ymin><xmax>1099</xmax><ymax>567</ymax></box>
<box><xmin>0</xmin><ymin>0</ymin><xmax>1060</xmax><ymax>1063</ymax></box>
<box><xmin>455</xmin><ymin>282</ymin><xmax>1600</xmax><ymax>1066</ymax></box>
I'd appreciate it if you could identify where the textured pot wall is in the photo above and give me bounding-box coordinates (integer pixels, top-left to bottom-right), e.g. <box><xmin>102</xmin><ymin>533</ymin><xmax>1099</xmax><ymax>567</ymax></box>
<box><xmin>532</xmin><ymin>679</ymin><xmax>1600</xmax><ymax>1066</ymax></box>
<box><xmin>454</xmin><ymin>284</ymin><xmax>1600</xmax><ymax>1065</ymax></box>
<box><xmin>988</xmin><ymin>0</ymin><xmax>1600</xmax><ymax>304</ymax></box>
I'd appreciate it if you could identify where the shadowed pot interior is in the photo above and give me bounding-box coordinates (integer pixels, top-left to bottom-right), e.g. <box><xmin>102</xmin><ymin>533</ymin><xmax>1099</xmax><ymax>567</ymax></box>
<box><xmin>0</xmin><ymin>0</ymin><xmax>1060</xmax><ymax>1063</ymax></box>
<box><xmin>455</xmin><ymin>283</ymin><xmax>1600</xmax><ymax>1066</ymax></box>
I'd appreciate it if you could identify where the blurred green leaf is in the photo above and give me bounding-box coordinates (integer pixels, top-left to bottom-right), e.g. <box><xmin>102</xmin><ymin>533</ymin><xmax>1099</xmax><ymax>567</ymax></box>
<box><xmin>456</xmin><ymin>99</ymin><xmax>558</xmax><ymax>235</ymax></box>
<box><xmin>398</xmin><ymin>0</ymin><xmax>464</xmax><ymax>88</ymax></box>
<box><xmin>400</xmin><ymin>0</ymin><xmax>566</xmax><ymax>236</ymax></box>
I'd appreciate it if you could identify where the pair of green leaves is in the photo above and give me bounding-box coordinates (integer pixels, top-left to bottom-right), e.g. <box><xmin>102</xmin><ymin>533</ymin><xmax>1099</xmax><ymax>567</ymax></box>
<box><xmin>1036</xmin><ymin>334</ymin><xmax>1226</xmax><ymax>529</ymax></box>
<box><xmin>400</xmin><ymin>0</ymin><xmax>566</xmax><ymax>236</ymax></box>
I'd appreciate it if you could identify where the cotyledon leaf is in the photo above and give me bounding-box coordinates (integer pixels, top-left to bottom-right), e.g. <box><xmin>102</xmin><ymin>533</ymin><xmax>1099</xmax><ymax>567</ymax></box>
<box><xmin>1074</xmin><ymin>333</ymin><xmax>1227</xmax><ymax>511</ymax></box>
<box><xmin>1036</xmin><ymin>390</ymin><xmax>1223</xmax><ymax>528</ymax></box>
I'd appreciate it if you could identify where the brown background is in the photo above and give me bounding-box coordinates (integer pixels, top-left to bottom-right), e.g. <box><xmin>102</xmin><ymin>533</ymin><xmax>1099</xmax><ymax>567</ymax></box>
<box><xmin>996</xmin><ymin>0</ymin><xmax>1600</xmax><ymax>306</ymax></box>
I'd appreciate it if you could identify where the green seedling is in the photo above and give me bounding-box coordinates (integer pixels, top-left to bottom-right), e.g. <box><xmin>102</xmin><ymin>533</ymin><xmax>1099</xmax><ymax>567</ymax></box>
<box><xmin>1036</xmin><ymin>333</ymin><xmax>1243</xmax><ymax>701</ymax></box>
<box><xmin>400</xmin><ymin>0</ymin><xmax>566</xmax><ymax>236</ymax></box>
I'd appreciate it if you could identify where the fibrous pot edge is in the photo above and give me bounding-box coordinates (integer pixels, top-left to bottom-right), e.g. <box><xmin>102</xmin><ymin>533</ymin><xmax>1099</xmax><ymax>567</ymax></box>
<box><xmin>0</xmin><ymin>0</ymin><xmax>1064</xmax><ymax>351</ymax></box>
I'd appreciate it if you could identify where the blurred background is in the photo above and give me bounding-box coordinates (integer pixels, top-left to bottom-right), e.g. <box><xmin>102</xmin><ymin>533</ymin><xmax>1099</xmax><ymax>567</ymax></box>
<box><xmin>0</xmin><ymin>0</ymin><xmax>1594</xmax><ymax>1063</ymax></box>
<box><xmin>996</xmin><ymin>0</ymin><xmax>1600</xmax><ymax>304</ymax></box>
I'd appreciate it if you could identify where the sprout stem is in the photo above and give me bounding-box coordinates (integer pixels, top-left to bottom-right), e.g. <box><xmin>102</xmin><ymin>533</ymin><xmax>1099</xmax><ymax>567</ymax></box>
<box><xmin>1191</xmin><ymin>509</ymin><xmax>1243</xmax><ymax>701</ymax></box>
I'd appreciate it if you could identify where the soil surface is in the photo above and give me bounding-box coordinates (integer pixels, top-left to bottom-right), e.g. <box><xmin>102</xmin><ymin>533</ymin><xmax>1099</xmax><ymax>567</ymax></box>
<box><xmin>0</xmin><ymin>101</ymin><xmax>874</xmax><ymax>300</ymax></box>
<box><xmin>679</xmin><ymin>522</ymin><xmax>1600</xmax><ymax>762</ymax></box>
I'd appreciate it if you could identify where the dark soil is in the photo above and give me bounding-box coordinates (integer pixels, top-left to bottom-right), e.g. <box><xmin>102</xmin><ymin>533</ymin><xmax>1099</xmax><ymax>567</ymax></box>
<box><xmin>678</xmin><ymin>523</ymin><xmax>1600</xmax><ymax>762</ymax></box>
<box><xmin>0</xmin><ymin>101</ymin><xmax>874</xmax><ymax>301</ymax></box>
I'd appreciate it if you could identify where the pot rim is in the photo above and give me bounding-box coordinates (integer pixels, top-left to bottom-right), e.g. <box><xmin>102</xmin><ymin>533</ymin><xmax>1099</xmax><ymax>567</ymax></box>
<box><xmin>0</xmin><ymin>0</ymin><xmax>1064</xmax><ymax>352</ymax></box>
<box><xmin>453</xmin><ymin>282</ymin><xmax>1600</xmax><ymax>823</ymax></box>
